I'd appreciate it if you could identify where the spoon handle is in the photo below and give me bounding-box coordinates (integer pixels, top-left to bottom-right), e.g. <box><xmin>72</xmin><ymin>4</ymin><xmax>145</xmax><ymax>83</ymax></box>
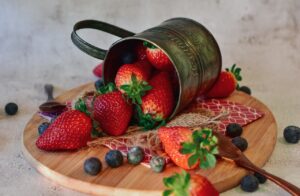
<box><xmin>44</xmin><ymin>84</ymin><xmax>54</xmax><ymax>101</ymax></box>
<box><xmin>237</xmin><ymin>157</ymin><xmax>300</xmax><ymax>196</ymax></box>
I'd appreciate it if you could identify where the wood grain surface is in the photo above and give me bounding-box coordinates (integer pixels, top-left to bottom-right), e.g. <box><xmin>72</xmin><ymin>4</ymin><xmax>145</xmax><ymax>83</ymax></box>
<box><xmin>22</xmin><ymin>83</ymin><xmax>277</xmax><ymax>196</ymax></box>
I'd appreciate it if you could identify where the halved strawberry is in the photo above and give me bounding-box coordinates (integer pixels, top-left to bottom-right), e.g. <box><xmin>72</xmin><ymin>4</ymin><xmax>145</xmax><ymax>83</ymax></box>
<box><xmin>158</xmin><ymin>126</ymin><xmax>197</xmax><ymax>169</ymax></box>
<box><xmin>163</xmin><ymin>170</ymin><xmax>219</xmax><ymax>196</ymax></box>
<box><xmin>115</xmin><ymin>63</ymin><xmax>152</xmax><ymax>104</ymax></box>
<box><xmin>158</xmin><ymin>127</ymin><xmax>219</xmax><ymax>170</ymax></box>
<box><xmin>144</xmin><ymin>41</ymin><xmax>173</xmax><ymax>71</ymax></box>
<box><xmin>138</xmin><ymin>72</ymin><xmax>174</xmax><ymax>129</ymax></box>
<box><xmin>206</xmin><ymin>64</ymin><xmax>242</xmax><ymax>98</ymax></box>
<box><xmin>36</xmin><ymin>110</ymin><xmax>92</xmax><ymax>151</ymax></box>
<box><xmin>93</xmin><ymin>91</ymin><xmax>133</xmax><ymax>136</ymax></box>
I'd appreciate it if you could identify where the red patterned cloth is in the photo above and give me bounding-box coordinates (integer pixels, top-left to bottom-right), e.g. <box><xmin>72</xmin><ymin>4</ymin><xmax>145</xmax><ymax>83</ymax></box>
<box><xmin>194</xmin><ymin>99</ymin><xmax>264</xmax><ymax>134</ymax></box>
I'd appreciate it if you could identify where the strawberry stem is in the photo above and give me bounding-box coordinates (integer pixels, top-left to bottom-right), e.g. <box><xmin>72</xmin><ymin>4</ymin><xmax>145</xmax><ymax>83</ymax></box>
<box><xmin>120</xmin><ymin>74</ymin><xmax>152</xmax><ymax>105</ymax></box>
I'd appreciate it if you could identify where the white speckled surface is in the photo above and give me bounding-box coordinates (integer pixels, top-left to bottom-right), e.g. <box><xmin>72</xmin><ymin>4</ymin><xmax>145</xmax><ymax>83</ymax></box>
<box><xmin>0</xmin><ymin>0</ymin><xmax>299</xmax><ymax>195</ymax></box>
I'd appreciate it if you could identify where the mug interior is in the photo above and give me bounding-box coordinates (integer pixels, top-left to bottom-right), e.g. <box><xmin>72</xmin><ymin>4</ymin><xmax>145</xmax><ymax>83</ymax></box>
<box><xmin>102</xmin><ymin>38</ymin><xmax>181</xmax><ymax>118</ymax></box>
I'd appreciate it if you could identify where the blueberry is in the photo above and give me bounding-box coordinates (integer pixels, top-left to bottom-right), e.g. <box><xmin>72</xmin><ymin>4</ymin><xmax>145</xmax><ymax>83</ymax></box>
<box><xmin>150</xmin><ymin>156</ymin><xmax>166</xmax><ymax>173</ymax></box>
<box><xmin>283</xmin><ymin>126</ymin><xmax>300</xmax><ymax>144</ymax></box>
<box><xmin>232</xmin><ymin>136</ymin><xmax>248</xmax><ymax>152</ymax></box>
<box><xmin>240</xmin><ymin>175</ymin><xmax>259</xmax><ymax>192</ymax></box>
<box><xmin>84</xmin><ymin>157</ymin><xmax>102</xmax><ymax>175</ymax></box>
<box><xmin>127</xmin><ymin>146</ymin><xmax>144</xmax><ymax>165</ymax></box>
<box><xmin>5</xmin><ymin>102</ymin><xmax>18</xmax><ymax>115</ymax></box>
<box><xmin>254</xmin><ymin>172</ymin><xmax>267</xmax><ymax>184</ymax></box>
<box><xmin>38</xmin><ymin>122</ymin><xmax>50</xmax><ymax>135</ymax></box>
<box><xmin>105</xmin><ymin>150</ymin><xmax>123</xmax><ymax>168</ymax></box>
<box><xmin>226</xmin><ymin>123</ymin><xmax>243</xmax><ymax>138</ymax></box>
<box><xmin>94</xmin><ymin>79</ymin><xmax>104</xmax><ymax>90</ymax></box>
<box><xmin>238</xmin><ymin>86</ymin><xmax>251</xmax><ymax>95</ymax></box>
<box><xmin>121</xmin><ymin>51</ymin><xmax>136</xmax><ymax>64</ymax></box>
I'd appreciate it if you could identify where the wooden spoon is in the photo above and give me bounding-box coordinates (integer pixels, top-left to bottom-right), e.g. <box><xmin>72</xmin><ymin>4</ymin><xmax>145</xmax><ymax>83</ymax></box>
<box><xmin>213</xmin><ymin>131</ymin><xmax>300</xmax><ymax>196</ymax></box>
<box><xmin>39</xmin><ymin>84</ymin><xmax>66</xmax><ymax>112</ymax></box>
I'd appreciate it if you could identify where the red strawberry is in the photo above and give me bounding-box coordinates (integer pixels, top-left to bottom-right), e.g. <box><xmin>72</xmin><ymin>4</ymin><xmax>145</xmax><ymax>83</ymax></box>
<box><xmin>93</xmin><ymin>91</ymin><xmax>133</xmax><ymax>136</ymax></box>
<box><xmin>144</xmin><ymin>42</ymin><xmax>173</xmax><ymax>71</ymax></box>
<box><xmin>36</xmin><ymin>110</ymin><xmax>92</xmax><ymax>151</ymax></box>
<box><xmin>135</xmin><ymin>42</ymin><xmax>147</xmax><ymax>61</ymax></box>
<box><xmin>206</xmin><ymin>64</ymin><xmax>242</xmax><ymax>98</ymax></box>
<box><xmin>141</xmin><ymin>72</ymin><xmax>174</xmax><ymax>121</ymax></box>
<box><xmin>158</xmin><ymin>126</ymin><xmax>198</xmax><ymax>169</ymax></box>
<box><xmin>189</xmin><ymin>174</ymin><xmax>219</xmax><ymax>196</ymax></box>
<box><xmin>93</xmin><ymin>63</ymin><xmax>103</xmax><ymax>77</ymax></box>
<box><xmin>163</xmin><ymin>171</ymin><xmax>219</xmax><ymax>196</ymax></box>
<box><xmin>115</xmin><ymin>62</ymin><xmax>152</xmax><ymax>104</ymax></box>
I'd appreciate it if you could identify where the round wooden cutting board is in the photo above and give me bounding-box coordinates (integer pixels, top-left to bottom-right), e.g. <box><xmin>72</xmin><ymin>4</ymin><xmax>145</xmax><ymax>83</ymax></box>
<box><xmin>22</xmin><ymin>83</ymin><xmax>277</xmax><ymax>196</ymax></box>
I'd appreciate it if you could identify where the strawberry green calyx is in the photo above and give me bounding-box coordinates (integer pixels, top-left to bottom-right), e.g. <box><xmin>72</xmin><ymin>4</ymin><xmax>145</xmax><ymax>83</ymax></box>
<box><xmin>226</xmin><ymin>64</ymin><xmax>242</xmax><ymax>89</ymax></box>
<box><xmin>136</xmin><ymin>105</ymin><xmax>165</xmax><ymax>130</ymax></box>
<box><xmin>120</xmin><ymin>74</ymin><xmax>152</xmax><ymax>105</ymax></box>
<box><xmin>143</xmin><ymin>41</ymin><xmax>157</xmax><ymax>49</ymax></box>
<box><xmin>163</xmin><ymin>170</ymin><xmax>190</xmax><ymax>196</ymax></box>
<box><xmin>96</xmin><ymin>82</ymin><xmax>116</xmax><ymax>94</ymax></box>
<box><xmin>75</xmin><ymin>98</ymin><xmax>90</xmax><ymax>116</ymax></box>
<box><xmin>180</xmin><ymin>128</ymin><xmax>218</xmax><ymax>169</ymax></box>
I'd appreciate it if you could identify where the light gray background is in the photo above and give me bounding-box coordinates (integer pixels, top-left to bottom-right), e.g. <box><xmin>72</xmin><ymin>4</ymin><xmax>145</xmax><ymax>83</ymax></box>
<box><xmin>0</xmin><ymin>0</ymin><xmax>299</xmax><ymax>195</ymax></box>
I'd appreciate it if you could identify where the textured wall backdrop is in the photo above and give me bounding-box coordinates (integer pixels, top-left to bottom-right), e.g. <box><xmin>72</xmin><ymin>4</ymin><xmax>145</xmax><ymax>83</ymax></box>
<box><xmin>0</xmin><ymin>0</ymin><xmax>299</xmax><ymax>195</ymax></box>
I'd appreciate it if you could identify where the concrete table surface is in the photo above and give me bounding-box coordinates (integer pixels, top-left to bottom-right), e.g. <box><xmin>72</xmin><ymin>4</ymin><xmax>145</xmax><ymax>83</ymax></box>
<box><xmin>0</xmin><ymin>0</ymin><xmax>299</xmax><ymax>195</ymax></box>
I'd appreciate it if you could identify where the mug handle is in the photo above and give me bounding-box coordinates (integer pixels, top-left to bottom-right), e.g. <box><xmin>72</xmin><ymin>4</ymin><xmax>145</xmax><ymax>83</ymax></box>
<box><xmin>71</xmin><ymin>20</ymin><xmax>135</xmax><ymax>60</ymax></box>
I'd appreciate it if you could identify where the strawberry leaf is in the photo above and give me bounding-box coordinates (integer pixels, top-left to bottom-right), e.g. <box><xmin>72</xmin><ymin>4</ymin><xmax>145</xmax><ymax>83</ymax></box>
<box><xmin>163</xmin><ymin>190</ymin><xmax>173</xmax><ymax>196</ymax></box>
<box><xmin>180</xmin><ymin>143</ymin><xmax>196</xmax><ymax>154</ymax></box>
<box><xmin>163</xmin><ymin>171</ymin><xmax>190</xmax><ymax>196</ymax></box>
<box><xmin>143</xmin><ymin>41</ymin><xmax>157</xmax><ymax>49</ymax></box>
<box><xmin>200</xmin><ymin>152</ymin><xmax>217</xmax><ymax>169</ymax></box>
<box><xmin>75</xmin><ymin>98</ymin><xmax>90</xmax><ymax>116</ymax></box>
<box><xmin>188</xmin><ymin>153</ymin><xmax>199</xmax><ymax>167</ymax></box>
<box><xmin>121</xmin><ymin>74</ymin><xmax>152</xmax><ymax>105</ymax></box>
<box><xmin>120</xmin><ymin>85</ymin><xmax>130</xmax><ymax>92</ymax></box>
<box><xmin>97</xmin><ymin>82</ymin><xmax>116</xmax><ymax>94</ymax></box>
<box><xmin>228</xmin><ymin>64</ymin><xmax>243</xmax><ymax>89</ymax></box>
<box><xmin>163</xmin><ymin>176</ymin><xmax>176</xmax><ymax>188</ymax></box>
<box><xmin>136</xmin><ymin>105</ymin><xmax>165</xmax><ymax>130</ymax></box>
<box><xmin>180</xmin><ymin>128</ymin><xmax>218</xmax><ymax>170</ymax></box>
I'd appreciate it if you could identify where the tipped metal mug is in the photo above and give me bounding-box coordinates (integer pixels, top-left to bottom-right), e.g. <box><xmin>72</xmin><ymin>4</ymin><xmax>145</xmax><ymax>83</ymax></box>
<box><xmin>71</xmin><ymin>18</ymin><xmax>222</xmax><ymax>117</ymax></box>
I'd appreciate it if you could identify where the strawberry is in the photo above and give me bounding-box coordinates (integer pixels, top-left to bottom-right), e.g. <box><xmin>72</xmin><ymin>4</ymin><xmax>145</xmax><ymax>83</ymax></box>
<box><xmin>93</xmin><ymin>91</ymin><xmax>133</xmax><ymax>136</ymax></box>
<box><xmin>93</xmin><ymin>63</ymin><xmax>103</xmax><ymax>77</ymax></box>
<box><xmin>206</xmin><ymin>64</ymin><xmax>242</xmax><ymax>98</ymax></box>
<box><xmin>36</xmin><ymin>110</ymin><xmax>92</xmax><ymax>151</ymax></box>
<box><xmin>138</xmin><ymin>72</ymin><xmax>174</xmax><ymax>129</ymax></box>
<box><xmin>158</xmin><ymin>127</ymin><xmax>219</xmax><ymax>170</ymax></box>
<box><xmin>163</xmin><ymin>170</ymin><xmax>219</xmax><ymax>196</ymax></box>
<box><xmin>158</xmin><ymin>126</ymin><xmax>197</xmax><ymax>170</ymax></box>
<box><xmin>144</xmin><ymin>41</ymin><xmax>173</xmax><ymax>71</ymax></box>
<box><xmin>115</xmin><ymin>63</ymin><xmax>152</xmax><ymax>104</ymax></box>
<box><xmin>135</xmin><ymin>42</ymin><xmax>147</xmax><ymax>61</ymax></box>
